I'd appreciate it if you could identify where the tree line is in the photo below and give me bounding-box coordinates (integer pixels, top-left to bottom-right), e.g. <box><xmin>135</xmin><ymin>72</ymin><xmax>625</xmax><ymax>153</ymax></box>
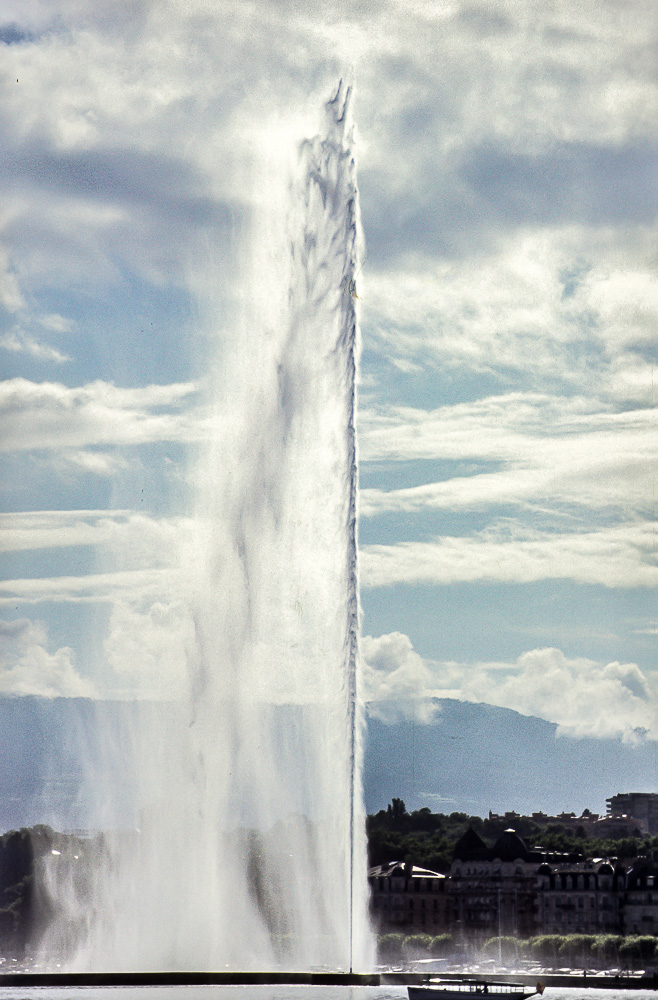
<box><xmin>0</xmin><ymin>825</ymin><xmax>99</xmax><ymax>959</ymax></box>
<box><xmin>378</xmin><ymin>931</ymin><xmax>658</xmax><ymax>969</ymax></box>
<box><xmin>367</xmin><ymin>799</ymin><xmax>658</xmax><ymax>872</ymax></box>
<box><xmin>2</xmin><ymin>803</ymin><xmax>657</xmax><ymax>961</ymax></box>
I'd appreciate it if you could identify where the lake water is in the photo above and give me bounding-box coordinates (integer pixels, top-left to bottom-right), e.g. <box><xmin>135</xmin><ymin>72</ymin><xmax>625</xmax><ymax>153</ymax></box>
<box><xmin>0</xmin><ymin>986</ymin><xmax>655</xmax><ymax>1000</ymax></box>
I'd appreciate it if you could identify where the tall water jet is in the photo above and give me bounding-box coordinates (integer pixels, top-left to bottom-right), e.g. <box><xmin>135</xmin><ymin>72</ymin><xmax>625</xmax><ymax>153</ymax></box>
<box><xmin>37</xmin><ymin>83</ymin><xmax>371</xmax><ymax>972</ymax></box>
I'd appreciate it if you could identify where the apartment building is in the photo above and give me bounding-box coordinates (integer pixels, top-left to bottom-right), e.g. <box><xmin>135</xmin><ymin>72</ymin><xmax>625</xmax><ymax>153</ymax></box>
<box><xmin>534</xmin><ymin>860</ymin><xmax>624</xmax><ymax>934</ymax></box>
<box><xmin>368</xmin><ymin>861</ymin><xmax>450</xmax><ymax>932</ymax></box>
<box><xmin>607</xmin><ymin>793</ymin><xmax>658</xmax><ymax>835</ymax></box>
<box><xmin>369</xmin><ymin>828</ymin><xmax>658</xmax><ymax>939</ymax></box>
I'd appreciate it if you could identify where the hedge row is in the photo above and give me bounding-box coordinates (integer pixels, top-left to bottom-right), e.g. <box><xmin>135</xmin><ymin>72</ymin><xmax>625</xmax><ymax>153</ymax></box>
<box><xmin>377</xmin><ymin>932</ymin><xmax>658</xmax><ymax>967</ymax></box>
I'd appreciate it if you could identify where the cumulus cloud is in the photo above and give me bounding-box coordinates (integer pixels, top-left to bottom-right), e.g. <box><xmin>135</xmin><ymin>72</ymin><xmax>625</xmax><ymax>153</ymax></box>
<box><xmin>362</xmin><ymin>631</ymin><xmax>440</xmax><ymax>723</ymax></box>
<box><xmin>363</xmin><ymin>630</ymin><xmax>658</xmax><ymax>741</ymax></box>
<box><xmin>0</xmin><ymin>617</ymin><xmax>97</xmax><ymax>698</ymax></box>
<box><xmin>102</xmin><ymin>596</ymin><xmax>193</xmax><ymax>699</ymax></box>
<box><xmin>0</xmin><ymin>604</ymin><xmax>188</xmax><ymax>701</ymax></box>
<box><xmin>438</xmin><ymin>646</ymin><xmax>658</xmax><ymax>742</ymax></box>
<box><xmin>361</xmin><ymin>519</ymin><xmax>657</xmax><ymax>589</ymax></box>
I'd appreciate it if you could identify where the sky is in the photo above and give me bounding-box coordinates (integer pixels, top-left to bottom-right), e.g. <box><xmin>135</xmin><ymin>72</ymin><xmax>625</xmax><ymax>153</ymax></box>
<box><xmin>1</xmin><ymin>0</ymin><xmax>657</xmax><ymax>813</ymax></box>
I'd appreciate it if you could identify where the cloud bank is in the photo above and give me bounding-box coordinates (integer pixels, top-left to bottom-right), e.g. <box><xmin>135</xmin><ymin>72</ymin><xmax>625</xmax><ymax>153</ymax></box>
<box><xmin>0</xmin><ymin>617</ymin><xmax>96</xmax><ymax>698</ymax></box>
<box><xmin>363</xmin><ymin>630</ymin><xmax>658</xmax><ymax>742</ymax></box>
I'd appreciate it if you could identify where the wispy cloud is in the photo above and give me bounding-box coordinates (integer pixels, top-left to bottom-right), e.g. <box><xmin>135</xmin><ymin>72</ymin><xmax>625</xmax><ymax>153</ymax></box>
<box><xmin>0</xmin><ymin>567</ymin><xmax>172</xmax><ymax>606</ymax></box>
<box><xmin>361</xmin><ymin>519</ymin><xmax>657</xmax><ymax>589</ymax></box>
<box><xmin>0</xmin><ymin>245</ymin><xmax>23</xmax><ymax>312</ymax></box>
<box><xmin>360</xmin><ymin>394</ymin><xmax>656</xmax><ymax>518</ymax></box>
<box><xmin>0</xmin><ymin>329</ymin><xmax>70</xmax><ymax>363</ymax></box>
<box><xmin>0</xmin><ymin>509</ymin><xmax>191</xmax><ymax>557</ymax></box>
<box><xmin>361</xmin><ymin>229</ymin><xmax>658</xmax><ymax>402</ymax></box>
<box><xmin>0</xmin><ymin>378</ymin><xmax>200</xmax><ymax>452</ymax></box>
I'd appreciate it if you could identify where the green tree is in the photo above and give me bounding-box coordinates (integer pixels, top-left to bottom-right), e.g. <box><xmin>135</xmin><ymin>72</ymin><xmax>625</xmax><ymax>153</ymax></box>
<box><xmin>378</xmin><ymin>932</ymin><xmax>405</xmax><ymax>962</ymax></box>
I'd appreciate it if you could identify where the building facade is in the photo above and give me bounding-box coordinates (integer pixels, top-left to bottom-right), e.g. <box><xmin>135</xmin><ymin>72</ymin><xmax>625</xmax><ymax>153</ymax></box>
<box><xmin>368</xmin><ymin>861</ymin><xmax>450</xmax><ymax>933</ymax></box>
<box><xmin>534</xmin><ymin>860</ymin><xmax>624</xmax><ymax>935</ymax></box>
<box><xmin>449</xmin><ymin>828</ymin><xmax>540</xmax><ymax>939</ymax></box>
<box><xmin>623</xmin><ymin>858</ymin><xmax>658</xmax><ymax>935</ymax></box>
<box><xmin>372</xmin><ymin>827</ymin><xmax>658</xmax><ymax>939</ymax></box>
<box><xmin>607</xmin><ymin>793</ymin><xmax>658</xmax><ymax>835</ymax></box>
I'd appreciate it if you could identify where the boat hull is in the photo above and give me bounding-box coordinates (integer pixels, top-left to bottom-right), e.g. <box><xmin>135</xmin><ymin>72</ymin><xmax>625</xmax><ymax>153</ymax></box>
<box><xmin>409</xmin><ymin>986</ymin><xmax>536</xmax><ymax>1000</ymax></box>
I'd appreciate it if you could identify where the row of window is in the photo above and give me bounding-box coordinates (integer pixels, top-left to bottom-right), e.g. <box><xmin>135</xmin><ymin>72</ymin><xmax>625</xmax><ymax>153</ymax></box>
<box><xmin>539</xmin><ymin>876</ymin><xmax>613</xmax><ymax>890</ymax></box>
<box><xmin>373</xmin><ymin>897</ymin><xmax>443</xmax><ymax>911</ymax></box>
<box><xmin>372</xmin><ymin>877</ymin><xmax>445</xmax><ymax>892</ymax></box>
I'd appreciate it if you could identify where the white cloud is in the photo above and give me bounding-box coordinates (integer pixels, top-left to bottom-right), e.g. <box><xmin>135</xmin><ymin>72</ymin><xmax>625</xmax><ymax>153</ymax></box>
<box><xmin>37</xmin><ymin>313</ymin><xmax>74</xmax><ymax>333</ymax></box>
<box><xmin>51</xmin><ymin>449</ymin><xmax>130</xmax><ymax>477</ymax></box>
<box><xmin>0</xmin><ymin>509</ymin><xmax>195</xmax><ymax>698</ymax></box>
<box><xmin>361</xmin><ymin>229</ymin><xmax>658</xmax><ymax>401</ymax></box>
<box><xmin>0</xmin><ymin>509</ymin><xmax>127</xmax><ymax>554</ymax></box>
<box><xmin>0</xmin><ymin>378</ymin><xmax>200</xmax><ymax>452</ymax></box>
<box><xmin>363</xmin><ymin>629</ymin><xmax>658</xmax><ymax>742</ymax></box>
<box><xmin>0</xmin><ymin>568</ymin><xmax>172</xmax><ymax>606</ymax></box>
<box><xmin>361</xmin><ymin>391</ymin><xmax>612</xmax><ymax>463</ymax></box>
<box><xmin>361</xmin><ymin>631</ymin><xmax>439</xmax><ymax>723</ymax></box>
<box><xmin>583</xmin><ymin>268</ymin><xmax>658</xmax><ymax>350</ymax></box>
<box><xmin>0</xmin><ymin>245</ymin><xmax>24</xmax><ymax>312</ymax></box>
<box><xmin>437</xmin><ymin>646</ymin><xmax>658</xmax><ymax>742</ymax></box>
<box><xmin>0</xmin><ymin>0</ymin><xmax>655</xmax><ymax>726</ymax></box>
<box><xmin>0</xmin><ymin>509</ymin><xmax>192</xmax><ymax>557</ymax></box>
<box><xmin>360</xmin><ymin>394</ymin><xmax>656</xmax><ymax>518</ymax></box>
<box><xmin>0</xmin><ymin>329</ymin><xmax>70</xmax><ymax>363</ymax></box>
<box><xmin>1</xmin><ymin>0</ymin><xmax>653</xmax><ymax>306</ymax></box>
<box><xmin>0</xmin><ymin>617</ymin><xmax>97</xmax><ymax>698</ymax></box>
<box><xmin>361</xmin><ymin>519</ymin><xmax>658</xmax><ymax>589</ymax></box>
<box><xmin>102</xmin><ymin>596</ymin><xmax>193</xmax><ymax>699</ymax></box>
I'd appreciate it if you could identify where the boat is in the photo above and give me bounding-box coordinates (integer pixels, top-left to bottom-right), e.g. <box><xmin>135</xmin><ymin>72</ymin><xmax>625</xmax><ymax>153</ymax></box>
<box><xmin>408</xmin><ymin>979</ymin><xmax>545</xmax><ymax>1000</ymax></box>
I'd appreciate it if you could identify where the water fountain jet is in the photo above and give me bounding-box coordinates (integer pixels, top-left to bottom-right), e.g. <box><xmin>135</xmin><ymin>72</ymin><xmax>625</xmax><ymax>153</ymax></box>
<box><xmin>37</xmin><ymin>82</ymin><xmax>371</xmax><ymax>974</ymax></box>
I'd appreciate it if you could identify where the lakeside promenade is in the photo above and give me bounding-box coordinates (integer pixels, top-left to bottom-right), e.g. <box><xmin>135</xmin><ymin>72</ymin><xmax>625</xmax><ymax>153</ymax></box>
<box><xmin>0</xmin><ymin>970</ymin><xmax>655</xmax><ymax>989</ymax></box>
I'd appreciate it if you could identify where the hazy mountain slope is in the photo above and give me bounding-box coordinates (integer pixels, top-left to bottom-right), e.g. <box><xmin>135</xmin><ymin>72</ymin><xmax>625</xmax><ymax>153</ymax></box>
<box><xmin>1</xmin><ymin>696</ymin><xmax>656</xmax><ymax>831</ymax></box>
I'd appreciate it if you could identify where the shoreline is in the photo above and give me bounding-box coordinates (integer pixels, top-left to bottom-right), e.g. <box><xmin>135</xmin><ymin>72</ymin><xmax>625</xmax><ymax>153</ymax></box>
<box><xmin>0</xmin><ymin>971</ymin><xmax>655</xmax><ymax>990</ymax></box>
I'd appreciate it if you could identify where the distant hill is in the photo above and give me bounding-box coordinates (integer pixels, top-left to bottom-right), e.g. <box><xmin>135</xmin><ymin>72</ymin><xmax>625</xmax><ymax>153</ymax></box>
<box><xmin>363</xmin><ymin>698</ymin><xmax>658</xmax><ymax>817</ymax></box>
<box><xmin>0</xmin><ymin>696</ymin><xmax>139</xmax><ymax>832</ymax></box>
<box><xmin>0</xmin><ymin>695</ymin><xmax>656</xmax><ymax>832</ymax></box>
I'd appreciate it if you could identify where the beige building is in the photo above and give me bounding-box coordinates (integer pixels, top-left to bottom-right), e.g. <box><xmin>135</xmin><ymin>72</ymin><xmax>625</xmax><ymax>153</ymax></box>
<box><xmin>623</xmin><ymin>858</ymin><xmax>658</xmax><ymax>935</ymax></box>
<box><xmin>449</xmin><ymin>828</ymin><xmax>540</xmax><ymax>939</ymax></box>
<box><xmin>534</xmin><ymin>860</ymin><xmax>624</xmax><ymax>934</ymax></box>
<box><xmin>368</xmin><ymin>861</ymin><xmax>450</xmax><ymax>933</ymax></box>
